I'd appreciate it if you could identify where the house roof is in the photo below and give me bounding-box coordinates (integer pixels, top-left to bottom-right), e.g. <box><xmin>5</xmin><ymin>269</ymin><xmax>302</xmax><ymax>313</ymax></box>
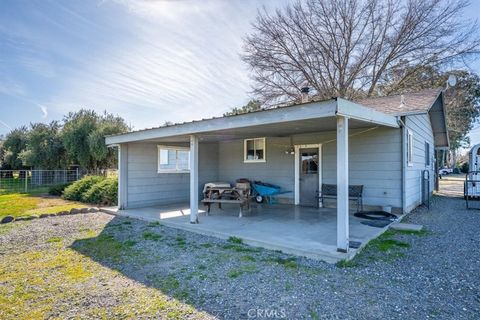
<box><xmin>356</xmin><ymin>89</ymin><xmax>442</xmax><ymax>116</ymax></box>
<box><xmin>105</xmin><ymin>88</ymin><xmax>448</xmax><ymax>147</ymax></box>
<box><xmin>105</xmin><ymin>98</ymin><xmax>399</xmax><ymax>145</ymax></box>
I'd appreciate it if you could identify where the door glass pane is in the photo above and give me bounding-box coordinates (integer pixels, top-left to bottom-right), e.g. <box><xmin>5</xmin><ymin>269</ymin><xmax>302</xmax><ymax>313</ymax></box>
<box><xmin>301</xmin><ymin>152</ymin><xmax>318</xmax><ymax>174</ymax></box>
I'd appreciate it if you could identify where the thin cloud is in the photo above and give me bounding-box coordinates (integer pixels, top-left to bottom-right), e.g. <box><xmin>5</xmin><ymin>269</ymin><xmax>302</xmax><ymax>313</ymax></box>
<box><xmin>0</xmin><ymin>120</ymin><xmax>12</xmax><ymax>131</ymax></box>
<box><xmin>0</xmin><ymin>0</ymin><xmax>290</xmax><ymax>132</ymax></box>
<box><xmin>45</xmin><ymin>0</ymin><xmax>257</xmax><ymax>127</ymax></box>
<box><xmin>0</xmin><ymin>78</ymin><xmax>25</xmax><ymax>96</ymax></box>
<box><xmin>18</xmin><ymin>56</ymin><xmax>56</xmax><ymax>78</ymax></box>
<box><xmin>37</xmin><ymin>104</ymin><xmax>48</xmax><ymax>118</ymax></box>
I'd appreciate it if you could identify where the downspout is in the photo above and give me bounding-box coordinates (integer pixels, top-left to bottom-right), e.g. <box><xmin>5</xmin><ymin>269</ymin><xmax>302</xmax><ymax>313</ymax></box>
<box><xmin>397</xmin><ymin>116</ymin><xmax>407</xmax><ymax>214</ymax></box>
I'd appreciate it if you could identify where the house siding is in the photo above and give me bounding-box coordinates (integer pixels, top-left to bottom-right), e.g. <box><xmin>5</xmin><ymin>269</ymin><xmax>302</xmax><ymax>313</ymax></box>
<box><xmin>123</xmin><ymin>126</ymin><xmax>426</xmax><ymax>211</ymax></box>
<box><xmin>218</xmin><ymin>127</ymin><xmax>403</xmax><ymax>209</ymax></box>
<box><xmin>404</xmin><ymin>114</ymin><xmax>435</xmax><ymax>212</ymax></box>
<box><xmin>126</xmin><ymin>142</ymin><xmax>218</xmax><ymax>208</ymax></box>
<box><xmin>218</xmin><ymin>137</ymin><xmax>294</xmax><ymax>197</ymax></box>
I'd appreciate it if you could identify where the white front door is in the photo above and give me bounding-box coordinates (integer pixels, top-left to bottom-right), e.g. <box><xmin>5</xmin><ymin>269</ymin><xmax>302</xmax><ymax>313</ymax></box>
<box><xmin>294</xmin><ymin>144</ymin><xmax>322</xmax><ymax>206</ymax></box>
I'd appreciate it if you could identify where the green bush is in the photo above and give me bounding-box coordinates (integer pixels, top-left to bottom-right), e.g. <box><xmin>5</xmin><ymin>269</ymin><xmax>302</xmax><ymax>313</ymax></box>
<box><xmin>81</xmin><ymin>177</ymin><xmax>118</xmax><ymax>206</ymax></box>
<box><xmin>48</xmin><ymin>183</ymin><xmax>72</xmax><ymax>196</ymax></box>
<box><xmin>63</xmin><ymin>176</ymin><xmax>105</xmax><ymax>201</ymax></box>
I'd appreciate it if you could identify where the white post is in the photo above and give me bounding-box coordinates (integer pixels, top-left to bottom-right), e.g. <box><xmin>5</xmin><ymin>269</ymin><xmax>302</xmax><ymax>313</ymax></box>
<box><xmin>336</xmin><ymin>116</ymin><xmax>349</xmax><ymax>252</ymax></box>
<box><xmin>118</xmin><ymin>144</ymin><xmax>128</xmax><ymax>210</ymax></box>
<box><xmin>294</xmin><ymin>145</ymin><xmax>300</xmax><ymax>205</ymax></box>
<box><xmin>190</xmin><ymin>135</ymin><xmax>199</xmax><ymax>224</ymax></box>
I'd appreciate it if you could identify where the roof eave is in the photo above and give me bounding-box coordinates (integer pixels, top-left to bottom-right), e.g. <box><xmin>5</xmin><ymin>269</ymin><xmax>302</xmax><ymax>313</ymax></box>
<box><xmin>439</xmin><ymin>92</ymin><xmax>450</xmax><ymax>148</ymax></box>
<box><xmin>106</xmin><ymin>98</ymin><xmax>400</xmax><ymax>145</ymax></box>
<box><xmin>336</xmin><ymin>98</ymin><xmax>399</xmax><ymax>128</ymax></box>
<box><xmin>106</xmin><ymin>99</ymin><xmax>339</xmax><ymax>144</ymax></box>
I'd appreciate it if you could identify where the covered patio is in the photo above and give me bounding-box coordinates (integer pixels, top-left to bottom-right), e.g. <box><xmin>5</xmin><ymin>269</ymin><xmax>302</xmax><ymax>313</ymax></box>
<box><xmin>106</xmin><ymin>97</ymin><xmax>401</xmax><ymax>259</ymax></box>
<box><xmin>102</xmin><ymin>202</ymin><xmax>394</xmax><ymax>263</ymax></box>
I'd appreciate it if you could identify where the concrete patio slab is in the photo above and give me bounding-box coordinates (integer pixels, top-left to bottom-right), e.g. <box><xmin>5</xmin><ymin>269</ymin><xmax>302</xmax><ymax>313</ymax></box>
<box><xmin>101</xmin><ymin>203</ymin><xmax>392</xmax><ymax>263</ymax></box>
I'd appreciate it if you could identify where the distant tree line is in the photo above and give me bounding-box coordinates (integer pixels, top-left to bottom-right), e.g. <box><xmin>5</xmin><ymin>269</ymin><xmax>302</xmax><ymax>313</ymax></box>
<box><xmin>0</xmin><ymin>109</ymin><xmax>129</xmax><ymax>171</ymax></box>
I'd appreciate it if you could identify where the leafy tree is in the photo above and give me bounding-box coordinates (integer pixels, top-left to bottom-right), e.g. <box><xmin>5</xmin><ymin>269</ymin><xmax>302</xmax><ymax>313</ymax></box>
<box><xmin>19</xmin><ymin>121</ymin><xmax>66</xmax><ymax>169</ymax></box>
<box><xmin>224</xmin><ymin>100</ymin><xmax>262</xmax><ymax>116</ymax></box>
<box><xmin>242</xmin><ymin>0</ymin><xmax>479</xmax><ymax>105</ymax></box>
<box><xmin>0</xmin><ymin>139</ymin><xmax>4</xmax><ymax>169</ymax></box>
<box><xmin>379</xmin><ymin>65</ymin><xmax>480</xmax><ymax>150</ymax></box>
<box><xmin>88</xmin><ymin>113</ymin><xmax>130</xmax><ymax>169</ymax></box>
<box><xmin>2</xmin><ymin>127</ymin><xmax>28</xmax><ymax>169</ymax></box>
<box><xmin>62</xmin><ymin>109</ymin><xmax>129</xmax><ymax>169</ymax></box>
<box><xmin>62</xmin><ymin>110</ymin><xmax>97</xmax><ymax>169</ymax></box>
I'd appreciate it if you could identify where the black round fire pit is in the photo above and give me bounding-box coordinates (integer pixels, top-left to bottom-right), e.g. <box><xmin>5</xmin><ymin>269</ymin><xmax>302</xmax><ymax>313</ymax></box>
<box><xmin>354</xmin><ymin>211</ymin><xmax>398</xmax><ymax>221</ymax></box>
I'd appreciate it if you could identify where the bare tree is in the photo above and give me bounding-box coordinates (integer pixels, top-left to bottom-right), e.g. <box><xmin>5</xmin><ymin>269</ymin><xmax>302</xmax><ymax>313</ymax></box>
<box><xmin>242</xmin><ymin>0</ymin><xmax>480</xmax><ymax>105</ymax></box>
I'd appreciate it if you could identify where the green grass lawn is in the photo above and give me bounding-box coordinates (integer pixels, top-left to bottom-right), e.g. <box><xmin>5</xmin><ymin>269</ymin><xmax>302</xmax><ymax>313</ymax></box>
<box><xmin>0</xmin><ymin>193</ymin><xmax>85</xmax><ymax>219</ymax></box>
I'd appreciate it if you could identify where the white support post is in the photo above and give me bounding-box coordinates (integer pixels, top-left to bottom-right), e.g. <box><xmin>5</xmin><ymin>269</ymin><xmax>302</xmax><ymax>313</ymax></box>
<box><xmin>336</xmin><ymin>116</ymin><xmax>349</xmax><ymax>252</ymax></box>
<box><xmin>118</xmin><ymin>144</ymin><xmax>128</xmax><ymax>210</ymax></box>
<box><xmin>190</xmin><ymin>135</ymin><xmax>199</xmax><ymax>224</ymax></box>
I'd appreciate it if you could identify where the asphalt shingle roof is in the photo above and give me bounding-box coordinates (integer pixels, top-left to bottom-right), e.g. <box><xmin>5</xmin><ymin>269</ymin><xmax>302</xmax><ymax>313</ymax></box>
<box><xmin>356</xmin><ymin>88</ymin><xmax>442</xmax><ymax>116</ymax></box>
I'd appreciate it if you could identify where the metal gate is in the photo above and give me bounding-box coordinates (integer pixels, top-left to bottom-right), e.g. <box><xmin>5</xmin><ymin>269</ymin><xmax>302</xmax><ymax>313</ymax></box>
<box><xmin>464</xmin><ymin>171</ymin><xmax>480</xmax><ymax>209</ymax></box>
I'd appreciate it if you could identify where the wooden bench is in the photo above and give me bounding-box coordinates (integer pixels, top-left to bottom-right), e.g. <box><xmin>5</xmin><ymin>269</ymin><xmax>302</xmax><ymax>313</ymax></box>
<box><xmin>201</xmin><ymin>199</ymin><xmax>249</xmax><ymax>218</ymax></box>
<box><xmin>317</xmin><ymin>184</ymin><xmax>364</xmax><ymax>212</ymax></box>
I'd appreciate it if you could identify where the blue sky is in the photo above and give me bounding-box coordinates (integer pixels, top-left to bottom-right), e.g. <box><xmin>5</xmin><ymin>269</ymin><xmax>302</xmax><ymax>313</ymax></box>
<box><xmin>1</xmin><ymin>0</ymin><xmax>480</xmax><ymax>145</ymax></box>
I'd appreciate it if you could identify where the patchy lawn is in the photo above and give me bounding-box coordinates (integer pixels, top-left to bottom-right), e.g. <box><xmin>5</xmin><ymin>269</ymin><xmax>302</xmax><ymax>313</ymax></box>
<box><xmin>0</xmin><ymin>193</ymin><xmax>84</xmax><ymax>219</ymax></box>
<box><xmin>0</xmin><ymin>215</ymin><xmax>210</xmax><ymax>320</ymax></box>
<box><xmin>336</xmin><ymin>229</ymin><xmax>426</xmax><ymax>268</ymax></box>
<box><xmin>0</xmin><ymin>189</ymin><xmax>478</xmax><ymax>319</ymax></box>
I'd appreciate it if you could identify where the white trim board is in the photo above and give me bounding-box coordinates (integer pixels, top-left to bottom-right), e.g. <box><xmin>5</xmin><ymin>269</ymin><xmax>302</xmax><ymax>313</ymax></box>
<box><xmin>294</xmin><ymin>144</ymin><xmax>322</xmax><ymax>206</ymax></box>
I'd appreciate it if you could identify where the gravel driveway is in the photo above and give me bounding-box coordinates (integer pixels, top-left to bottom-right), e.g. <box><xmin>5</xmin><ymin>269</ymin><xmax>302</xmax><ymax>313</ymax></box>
<box><xmin>1</xmin><ymin>181</ymin><xmax>479</xmax><ymax>319</ymax></box>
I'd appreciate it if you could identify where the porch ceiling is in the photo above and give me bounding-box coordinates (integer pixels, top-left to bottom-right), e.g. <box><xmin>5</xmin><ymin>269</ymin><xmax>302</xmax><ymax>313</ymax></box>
<box><xmin>134</xmin><ymin>117</ymin><xmax>389</xmax><ymax>143</ymax></box>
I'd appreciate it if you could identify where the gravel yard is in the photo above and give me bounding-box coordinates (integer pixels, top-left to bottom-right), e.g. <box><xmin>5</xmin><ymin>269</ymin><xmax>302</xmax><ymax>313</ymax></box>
<box><xmin>1</xmin><ymin>182</ymin><xmax>479</xmax><ymax>319</ymax></box>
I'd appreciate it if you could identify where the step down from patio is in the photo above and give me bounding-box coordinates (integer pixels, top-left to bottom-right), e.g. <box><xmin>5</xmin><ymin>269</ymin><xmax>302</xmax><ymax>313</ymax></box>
<box><xmin>349</xmin><ymin>241</ymin><xmax>362</xmax><ymax>249</ymax></box>
<box><xmin>389</xmin><ymin>222</ymin><xmax>423</xmax><ymax>232</ymax></box>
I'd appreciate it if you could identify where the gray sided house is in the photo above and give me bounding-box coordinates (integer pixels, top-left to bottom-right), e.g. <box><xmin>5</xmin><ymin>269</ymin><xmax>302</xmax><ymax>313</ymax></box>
<box><xmin>106</xmin><ymin>89</ymin><xmax>448</xmax><ymax>254</ymax></box>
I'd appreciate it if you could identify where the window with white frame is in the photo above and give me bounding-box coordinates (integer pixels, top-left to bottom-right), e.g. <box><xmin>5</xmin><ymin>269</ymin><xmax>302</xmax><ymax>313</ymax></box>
<box><xmin>425</xmin><ymin>141</ymin><xmax>431</xmax><ymax>167</ymax></box>
<box><xmin>407</xmin><ymin>130</ymin><xmax>414</xmax><ymax>166</ymax></box>
<box><xmin>244</xmin><ymin>137</ymin><xmax>266</xmax><ymax>162</ymax></box>
<box><xmin>157</xmin><ymin>146</ymin><xmax>190</xmax><ymax>173</ymax></box>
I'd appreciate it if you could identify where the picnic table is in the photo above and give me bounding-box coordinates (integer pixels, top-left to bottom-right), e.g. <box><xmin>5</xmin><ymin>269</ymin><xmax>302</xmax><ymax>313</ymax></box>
<box><xmin>202</xmin><ymin>185</ymin><xmax>250</xmax><ymax>217</ymax></box>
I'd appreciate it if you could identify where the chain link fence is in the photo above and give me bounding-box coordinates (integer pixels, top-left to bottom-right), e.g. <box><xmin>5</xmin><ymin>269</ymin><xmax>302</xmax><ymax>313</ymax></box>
<box><xmin>0</xmin><ymin>169</ymin><xmax>118</xmax><ymax>194</ymax></box>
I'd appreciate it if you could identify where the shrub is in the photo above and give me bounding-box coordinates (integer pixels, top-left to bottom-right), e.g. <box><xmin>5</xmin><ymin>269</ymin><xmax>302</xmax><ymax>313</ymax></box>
<box><xmin>63</xmin><ymin>176</ymin><xmax>105</xmax><ymax>201</ymax></box>
<box><xmin>81</xmin><ymin>177</ymin><xmax>118</xmax><ymax>206</ymax></box>
<box><xmin>48</xmin><ymin>183</ymin><xmax>72</xmax><ymax>196</ymax></box>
